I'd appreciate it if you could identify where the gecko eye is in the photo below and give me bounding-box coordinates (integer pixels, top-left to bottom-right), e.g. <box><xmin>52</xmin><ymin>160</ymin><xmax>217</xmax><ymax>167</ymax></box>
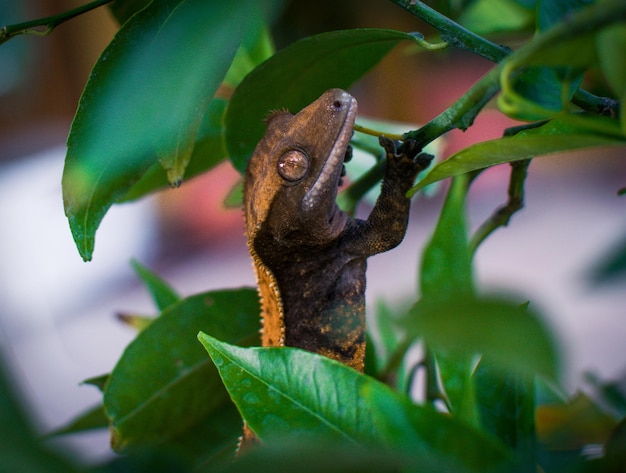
<box><xmin>277</xmin><ymin>150</ymin><xmax>309</xmax><ymax>182</ymax></box>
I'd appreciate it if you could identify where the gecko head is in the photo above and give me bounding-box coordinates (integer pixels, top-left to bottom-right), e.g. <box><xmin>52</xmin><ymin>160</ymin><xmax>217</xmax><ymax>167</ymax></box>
<box><xmin>245</xmin><ymin>89</ymin><xmax>357</xmax><ymax>245</ymax></box>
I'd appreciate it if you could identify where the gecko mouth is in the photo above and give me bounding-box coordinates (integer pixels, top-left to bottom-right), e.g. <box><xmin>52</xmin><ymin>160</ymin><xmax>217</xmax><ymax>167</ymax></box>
<box><xmin>302</xmin><ymin>92</ymin><xmax>357</xmax><ymax>211</ymax></box>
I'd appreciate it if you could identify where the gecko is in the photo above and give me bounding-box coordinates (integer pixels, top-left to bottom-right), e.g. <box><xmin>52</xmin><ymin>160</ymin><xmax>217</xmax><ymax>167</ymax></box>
<box><xmin>241</xmin><ymin>88</ymin><xmax>431</xmax><ymax>446</ymax></box>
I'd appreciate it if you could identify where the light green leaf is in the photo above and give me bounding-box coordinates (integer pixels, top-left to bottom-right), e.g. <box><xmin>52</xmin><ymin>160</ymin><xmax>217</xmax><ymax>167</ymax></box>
<box><xmin>459</xmin><ymin>0</ymin><xmax>534</xmax><ymax>35</ymax></box>
<box><xmin>409</xmin><ymin>114</ymin><xmax>626</xmax><ymax>194</ymax></box>
<box><xmin>104</xmin><ymin>288</ymin><xmax>259</xmax><ymax>453</ymax></box>
<box><xmin>63</xmin><ymin>1</ymin><xmax>253</xmax><ymax>261</ymax></box>
<box><xmin>108</xmin><ymin>0</ymin><xmax>151</xmax><ymax>25</ymax></box>
<box><xmin>225</xmin><ymin>28</ymin><xmax>418</xmax><ymax>173</ymax></box>
<box><xmin>199</xmin><ymin>334</ymin><xmax>514</xmax><ymax>472</ymax></box>
<box><xmin>130</xmin><ymin>259</ymin><xmax>180</xmax><ymax>311</ymax></box>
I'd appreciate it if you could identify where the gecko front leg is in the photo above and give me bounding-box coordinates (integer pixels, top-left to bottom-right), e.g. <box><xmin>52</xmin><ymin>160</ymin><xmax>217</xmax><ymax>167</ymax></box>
<box><xmin>345</xmin><ymin>136</ymin><xmax>433</xmax><ymax>257</ymax></box>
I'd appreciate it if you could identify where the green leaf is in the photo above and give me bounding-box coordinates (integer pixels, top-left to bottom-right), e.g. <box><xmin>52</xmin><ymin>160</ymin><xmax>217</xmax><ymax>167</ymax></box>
<box><xmin>420</xmin><ymin>174</ymin><xmax>473</xmax><ymax>298</ymax></box>
<box><xmin>108</xmin><ymin>0</ymin><xmax>152</xmax><ymax>25</ymax></box>
<box><xmin>63</xmin><ymin>1</ymin><xmax>252</xmax><ymax>261</ymax></box>
<box><xmin>602</xmin><ymin>417</ymin><xmax>626</xmax><ymax>471</ymax></box>
<box><xmin>0</xmin><ymin>358</ymin><xmax>78</xmax><ymax>472</ymax></box>
<box><xmin>119</xmin><ymin>98</ymin><xmax>229</xmax><ymax>202</ymax></box>
<box><xmin>130</xmin><ymin>259</ymin><xmax>180</xmax><ymax>311</ymax></box>
<box><xmin>104</xmin><ymin>288</ymin><xmax>260</xmax><ymax>454</ymax></box>
<box><xmin>589</xmin><ymin>234</ymin><xmax>626</xmax><ymax>284</ymax></box>
<box><xmin>199</xmin><ymin>335</ymin><xmax>515</xmax><ymax>472</ymax></box>
<box><xmin>597</xmin><ymin>22</ymin><xmax>626</xmax><ymax>134</ymax></box>
<box><xmin>407</xmin><ymin>297</ymin><xmax>560</xmax><ymax>381</ymax></box>
<box><xmin>537</xmin><ymin>0</ymin><xmax>592</xmax><ymax>31</ymax></box>
<box><xmin>475</xmin><ymin>362</ymin><xmax>536</xmax><ymax>468</ymax></box>
<box><xmin>498</xmin><ymin>0</ymin><xmax>600</xmax><ymax>121</ymax></box>
<box><xmin>225</xmin><ymin>28</ymin><xmax>417</xmax><ymax>173</ymax></box>
<box><xmin>459</xmin><ymin>0</ymin><xmax>534</xmax><ymax>35</ymax></box>
<box><xmin>82</xmin><ymin>373</ymin><xmax>110</xmax><ymax>392</ymax></box>
<box><xmin>213</xmin><ymin>442</ymin><xmax>444</xmax><ymax>473</ymax></box>
<box><xmin>45</xmin><ymin>404</ymin><xmax>109</xmax><ymax>437</ymax></box>
<box><xmin>409</xmin><ymin>114</ymin><xmax>626</xmax><ymax>194</ymax></box>
<box><xmin>417</xmin><ymin>176</ymin><xmax>478</xmax><ymax>425</ymax></box>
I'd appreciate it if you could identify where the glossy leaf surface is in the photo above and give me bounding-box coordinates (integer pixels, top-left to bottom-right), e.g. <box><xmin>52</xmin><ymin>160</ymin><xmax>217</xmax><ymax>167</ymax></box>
<box><xmin>104</xmin><ymin>288</ymin><xmax>259</xmax><ymax>452</ymax></box>
<box><xmin>199</xmin><ymin>334</ymin><xmax>514</xmax><ymax>472</ymax></box>
<box><xmin>410</xmin><ymin>114</ymin><xmax>626</xmax><ymax>194</ymax></box>
<box><xmin>225</xmin><ymin>28</ymin><xmax>417</xmax><ymax>173</ymax></box>
<box><xmin>63</xmin><ymin>1</ymin><xmax>251</xmax><ymax>261</ymax></box>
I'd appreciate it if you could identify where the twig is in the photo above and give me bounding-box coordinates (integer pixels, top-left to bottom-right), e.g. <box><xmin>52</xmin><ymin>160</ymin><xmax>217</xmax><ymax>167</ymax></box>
<box><xmin>389</xmin><ymin>0</ymin><xmax>623</xmax><ymax>129</ymax></box>
<box><xmin>0</xmin><ymin>0</ymin><xmax>113</xmax><ymax>45</ymax></box>
<box><xmin>469</xmin><ymin>159</ymin><xmax>531</xmax><ymax>256</ymax></box>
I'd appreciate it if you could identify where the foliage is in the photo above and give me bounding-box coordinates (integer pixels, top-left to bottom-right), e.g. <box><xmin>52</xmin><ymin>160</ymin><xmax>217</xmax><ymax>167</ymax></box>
<box><xmin>1</xmin><ymin>0</ymin><xmax>626</xmax><ymax>472</ymax></box>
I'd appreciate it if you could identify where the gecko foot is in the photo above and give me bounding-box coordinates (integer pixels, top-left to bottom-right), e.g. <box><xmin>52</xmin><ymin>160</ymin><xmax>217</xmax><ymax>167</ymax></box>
<box><xmin>379</xmin><ymin>136</ymin><xmax>433</xmax><ymax>179</ymax></box>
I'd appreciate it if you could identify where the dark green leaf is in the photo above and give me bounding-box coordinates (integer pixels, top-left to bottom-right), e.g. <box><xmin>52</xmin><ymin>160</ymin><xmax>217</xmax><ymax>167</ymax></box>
<box><xmin>45</xmin><ymin>404</ymin><xmax>108</xmax><ymax>437</ymax></box>
<box><xmin>213</xmin><ymin>441</ymin><xmax>446</xmax><ymax>473</ymax></box>
<box><xmin>602</xmin><ymin>417</ymin><xmax>626</xmax><ymax>471</ymax></box>
<box><xmin>225</xmin><ymin>28</ymin><xmax>417</xmax><ymax>173</ymax></box>
<box><xmin>589</xmin><ymin>234</ymin><xmax>626</xmax><ymax>284</ymax></box>
<box><xmin>458</xmin><ymin>0</ymin><xmax>534</xmax><ymax>35</ymax></box>
<box><xmin>409</xmin><ymin>114</ymin><xmax>626</xmax><ymax>194</ymax></box>
<box><xmin>199</xmin><ymin>335</ymin><xmax>514</xmax><ymax>472</ymax></box>
<box><xmin>475</xmin><ymin>362</ymin><xmax>536</xmax><ymax>469</ymax></box>
<box><xmin>537</xmin><ymin>0</ymin><xmax>592</xmax><ymax>32</ymax></box>
<box><xmin>407</xmin><ymin>297</ymin><xmax>560</xmax><ymax>381</ymax></box>
<box><xmin>82</xmin><ymin>373</ymin><xmax>110</xmax><ymax>392</ymax></box>
<box><xmin>104</xmin><ymin>288</ymin><xmax>260</xmax><ymax>454</ymax></box>
<box><xmin>108</xmin><ymin>0</ymin><xmax>151</xmax><ymax>25</ymax></box>
<box><xmin>0</xmin><ymin>358</ymin><xmax>78</xmax><ymax>472</ymax></box>
<box><xmin>130</xmin><ymin>259</ymin><xmax>180</xmax><ymax>311</ymax></box>
<box><xmin>63</xmin><ymin>1</ymin><xmax>252</xmax><ymax>261</ymax></box>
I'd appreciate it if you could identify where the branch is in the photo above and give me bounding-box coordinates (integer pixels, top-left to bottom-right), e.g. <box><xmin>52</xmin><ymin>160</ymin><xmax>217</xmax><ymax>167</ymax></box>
<box><xmin>390</xmin><ymin>0</ymin><xmax>623</xmax><ymax>129</ymax></box>
<box><xmin>469</xmin><ymin>159</ymin><xmax>531</xmax><ymax>256</ymax></box>
<box><xmin>388</xmin><ymin>0</ymin><xmax>510</xmax><ymax>63</ymax></box>
<box><xmin>0</xmin><ymin>0</ymin><xmax>113</xmax><ymax>45</ymax></box>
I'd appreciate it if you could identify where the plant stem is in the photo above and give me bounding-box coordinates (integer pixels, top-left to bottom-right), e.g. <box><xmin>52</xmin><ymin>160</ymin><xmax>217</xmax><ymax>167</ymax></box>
<box><xmin>469</xmin><ymin>159</ymin><xmax>530</xmax><ymax>256</ymax></box>
<box><xmin>388</xmin><ymin>0</ymin><xmax>510</xmax><ymax>63</ymax></box>
<box><xmin>0</xmin><ymin>0</ymin><xmax>113</xmax><ymax>45</ymax></box>
<box><xmin>404</xmin><ymin>65</ymin><xmax>502</xmax><ymax>148</ymax></box>
<box><xmin>390</xmin><ymin>0</ymin><xmax>623</xmax><ymax>126</ymax></box>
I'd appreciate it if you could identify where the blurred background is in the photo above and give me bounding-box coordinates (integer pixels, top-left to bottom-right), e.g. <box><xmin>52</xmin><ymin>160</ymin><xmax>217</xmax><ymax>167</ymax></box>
<box><xmin>0</xmin><ymin>0</ymin><xmax>624</xmax><ymax>464</ymax></box>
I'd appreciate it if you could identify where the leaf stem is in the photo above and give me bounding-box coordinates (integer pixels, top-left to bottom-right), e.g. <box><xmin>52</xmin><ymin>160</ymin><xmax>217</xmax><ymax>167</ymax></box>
<box><xmin>354</xmin><ymin>123</ymin><xmax>403</xmax><ymax>141</ymax></box>
<box><xmin>0</xmin><ymin>0</ymin><xmax>113</xmax><ymax>45</ymax></box>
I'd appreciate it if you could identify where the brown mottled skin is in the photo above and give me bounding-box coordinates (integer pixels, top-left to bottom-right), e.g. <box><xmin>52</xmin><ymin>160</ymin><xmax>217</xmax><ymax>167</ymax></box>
<box><xmin>241</xmin><ymin>89</ymin><xmax>431</xmax><ymax>447</ymax></box>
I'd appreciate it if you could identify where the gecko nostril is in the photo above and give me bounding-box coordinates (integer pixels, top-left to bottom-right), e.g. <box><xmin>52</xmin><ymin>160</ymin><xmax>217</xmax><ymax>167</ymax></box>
<box><xmin>333</xmin><ymin>100</ymin><xmax>342</xmax><ymax>109</ymax></box>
